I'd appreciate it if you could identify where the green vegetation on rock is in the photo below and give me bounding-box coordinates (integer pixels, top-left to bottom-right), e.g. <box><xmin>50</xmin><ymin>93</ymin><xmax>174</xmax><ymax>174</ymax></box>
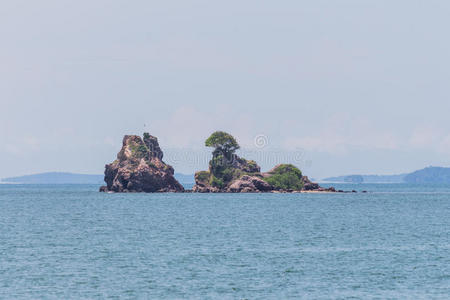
<box><xmin>102</xmin><ymin>134</ymin><xmax>185</xmax><ymax>193</ymax></box>
<box><xmin>196</xmin><ymin>171</ymin><xmax>210</xmax><ymax>182</ymax></box>
<box><xmin>129</xmin><ymin>142</ymin><xmax>149</xmax><ymax>159</ymax></box>
<box><xmin>191</xmin><ymin>132</ymin><xmax>321</xmax><ymax>193</ymax></box>
<box><xmin>203</xmin><ymin>131</ymin><xmax>243</xmax><ymax>186</ymax></box>
<box><xmin>137</xmin><ymin>144</ymin><xmax>149</xmax><ymax>158</ymax></box>
<box><xmin>201</xmin><ymin>131</ymin><xmax>264</xmax><ymax>189</ymax></box>
<box><xmin>247</xmin><ymin>160</ymin><xmax>258</xmax><ymax>170</ymax></box>
<box><xmin>264</xmin><ymin>164</ymin><xmax>304</xmax><ymax>190</ymax></box>
<box><xmin>210</xmin><ymin>175</ymin><xmax>224</xmax><ymax>188</ymax></box>
<box><xmin>205</xmin><ymin>131</ymin><xmax>240</xmax><ymax>159</ymax></box>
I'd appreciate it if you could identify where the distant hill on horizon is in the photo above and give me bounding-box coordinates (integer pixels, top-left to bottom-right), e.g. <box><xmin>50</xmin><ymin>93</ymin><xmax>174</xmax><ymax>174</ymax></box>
<box><xmin>2</xmin><ymin>172</ymin><xmax>104</xmax><ymax>184</ymax></box>
<box><xmin>322</xmin><ymin>174</ymin><xmax>407</xmax><ymax>183</ymax></box>
<box><xmin>2</xmin><ymin>172</ymin><xmax>195</xmax><ymax>186</ymax></box>
<box><xmin>322</xmin><ymin>166</ymin><xmax>450</xmax><ymax>184</ymax></box>
<box><xmin>4</xmin><ymin>167</ymin><xmax>449</xmax><ymax>185</ymax></box>
<box><xmin>404</xmin><ymin>167</ymin><xmax>450</xmax><ymax>184</ymax></box>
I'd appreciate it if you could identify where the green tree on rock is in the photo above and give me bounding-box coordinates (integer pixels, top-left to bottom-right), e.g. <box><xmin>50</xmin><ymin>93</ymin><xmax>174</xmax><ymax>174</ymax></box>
<box><xmin>205</xmin><ymin>131</ymin><xmax>240</xmax><ymax>159</ymax></box>
<box><xmin>205</xmin><ymin>131</ymin><xmax>240</xmax><ymax>181</ymax></box>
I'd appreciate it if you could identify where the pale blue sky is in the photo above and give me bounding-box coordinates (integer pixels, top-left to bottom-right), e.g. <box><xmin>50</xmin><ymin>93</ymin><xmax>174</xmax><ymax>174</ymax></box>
<box><xmin>1</xmin><ymin>0</ymin><xmax>450</xmax><ymax>179</ymax></box>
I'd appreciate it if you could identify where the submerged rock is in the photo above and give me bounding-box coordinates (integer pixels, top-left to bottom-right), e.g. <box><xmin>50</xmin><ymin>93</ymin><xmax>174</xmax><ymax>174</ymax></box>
<box><xmin>100</xmin><ymin>133</ymin><xmax>184</xmax><ymax>193</ymax></box>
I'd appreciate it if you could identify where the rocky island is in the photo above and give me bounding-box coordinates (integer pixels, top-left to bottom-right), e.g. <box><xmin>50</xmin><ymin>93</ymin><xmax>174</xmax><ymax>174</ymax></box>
<box><xmin>193</xmin><ymin>131</ymin><xmax>335</xmax><ymax>193</ymax></box>
<box><xmin>100</xmin><ymin>131</ymin><xmax>336</xmax><ymax>193</ymax></box>
<box><xmin>100</xmin><ymin>133</ymin><xmax>184</xmax><ymax>193</ymax></box>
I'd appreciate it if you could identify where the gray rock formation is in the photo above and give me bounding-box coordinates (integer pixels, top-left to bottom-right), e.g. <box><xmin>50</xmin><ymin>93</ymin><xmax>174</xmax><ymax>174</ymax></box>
<box><xmin>100</xmin><ymin>133</ymin><xmax>184</xmax><ymax>193</ymax></box>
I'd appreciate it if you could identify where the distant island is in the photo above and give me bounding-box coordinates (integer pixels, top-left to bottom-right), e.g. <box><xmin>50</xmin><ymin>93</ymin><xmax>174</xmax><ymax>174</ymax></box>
<box><xmin>404</xmin><ymin>167</ymin><xmax>450</xmax><ymax>184</ymax></box>
<box><xmin>322</xmin><ymin>166</ymin><xmax>450</xmax><ymax>184</ymax></box>
<box><xmin>322</xmin><ymin>174</ymin><xmax>406</xmax><ymax>183</ymax></box>
<box><xmin>1</xmin><ymin>172</ymin><xmax>194</xmax><ymax>186</ymax></box>
<box><xmin>1</xmin><ymin>172</ymin><xmax>104</xmax><ymax>184</ymax></box>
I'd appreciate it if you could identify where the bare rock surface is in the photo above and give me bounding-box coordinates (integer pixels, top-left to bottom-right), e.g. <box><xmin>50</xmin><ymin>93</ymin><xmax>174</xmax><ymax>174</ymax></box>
<box><xmin>226</xmin><ymin>175</ymin><xmax>273</xmax><ymax>193</ymax></box>
<box><xmin>100</xmin><ymin>133</ymin><xmax>184</xmax><ymax>193</ymax></box>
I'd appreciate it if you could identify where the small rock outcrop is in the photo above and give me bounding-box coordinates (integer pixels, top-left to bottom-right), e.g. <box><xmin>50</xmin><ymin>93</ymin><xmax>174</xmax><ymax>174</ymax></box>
<box><xmin>100</xmin><ymin>133</ymin><xmax>184</xmax><ymax>193</ymax></box>
<box><xmin>302</xmin><ymin>176</ymin><xmax>320</xmax><ymax>191</ymax></box>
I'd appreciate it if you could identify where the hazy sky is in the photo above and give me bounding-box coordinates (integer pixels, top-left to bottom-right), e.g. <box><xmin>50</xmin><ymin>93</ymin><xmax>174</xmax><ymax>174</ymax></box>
<box><xmin>2</xmin><ymin>0</ymin><xmax>450</xmax><ymax>179</ymax></box>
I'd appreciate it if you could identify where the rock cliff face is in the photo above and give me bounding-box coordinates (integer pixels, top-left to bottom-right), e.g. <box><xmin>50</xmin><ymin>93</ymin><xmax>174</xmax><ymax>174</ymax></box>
<box><xmin>100</xmin><ymin>133</ymin><xmax>184</xmax><ymax>193</ymax></box>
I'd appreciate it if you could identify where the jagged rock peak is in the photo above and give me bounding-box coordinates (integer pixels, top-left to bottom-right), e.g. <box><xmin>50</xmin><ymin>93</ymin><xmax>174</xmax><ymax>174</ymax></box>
<box><xmin>100</xmin><ymin>133</ymin><xmax>184</xmax><ymax>193</ymax></box>
<box><xmin>143</xmin><ymin>132</ymin><xmax>163</xmax><ymax>160</ymax></box>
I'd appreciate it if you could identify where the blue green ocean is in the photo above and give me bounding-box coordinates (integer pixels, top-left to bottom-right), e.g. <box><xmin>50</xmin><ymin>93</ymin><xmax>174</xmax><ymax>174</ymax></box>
<box><xmin>1</xmin><ymin>184</ymin><xmax>449</xmax><ymax>299</ymax></box>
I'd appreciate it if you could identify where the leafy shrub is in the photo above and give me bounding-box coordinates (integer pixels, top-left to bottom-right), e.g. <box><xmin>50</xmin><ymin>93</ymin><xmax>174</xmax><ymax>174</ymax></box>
<box><xmin>244</xmin><ymin>159</ymin><xmax>260</xmax><ymax>173</ymax></box>
<box><xmin>247</xmin><ymin>160</ymin><xmax>258</xmax><ymax>169</ymax></box>
<box><xmin>220</xmin><ymin>167</ymin><xmax>236</xmax><ymax>183</ymax></box>
<box><xmin>196</xmin><ymin>171</ymin><xmax>210</xmax><ymax>182</ymax></box>
<box><xmin>210</xmin><ymin>176</ymin><xmax>224</xmax><ymax>188</ymax></box>
<box><xmin>209</xmin><ymin>155</ymin><xmax>241</xmax><ymax>184</ymax></box>
<box><xmin>265</xmin><ymin>164</ymin><xmax>303</xmax><ymax>190</ymax></box>
<box><xmin>129</xmin><ymin>141</ymin><xmax>150</xmax><ymax>159</ymax></box>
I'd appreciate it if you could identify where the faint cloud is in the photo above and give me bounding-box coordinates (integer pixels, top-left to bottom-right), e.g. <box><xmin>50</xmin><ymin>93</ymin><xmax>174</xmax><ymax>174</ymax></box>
<box><xmin>103</xmin><ymin>137</ymin><xmax>116</xmax><ymax>147</ymax></box>
<box><xmin>284</xmin><ymin>136</ymin><xmax>347</xmax><ymax>154</ymax></box>
<box><xmin>409</xmin><ymin>125</ymin><xmax>442</xmax><ymax>148</ymax></box>
<box><xmin>23</xmin><ymin>136</ymin><xmax>40</xmax><ymax>150</ymax></box>
<box><xmin>283</xmin><ymin>114</ymin><xmax>401</xmax><ymax>154</ymax></box>
<box><xmin>437</xmin><ymin>134</ymin><xmax>450</xmax><ymax>154</ymax></box>
<box><xmin>408</xmin><ymin>124</ymin><xmax>450</xmax><ymax>154</ymax></box>
<box><xmin>4</xmin><ymin>144</ymin><xmax>21</xmax><ymax>155</ymax></box>
<box><xmin>152</xmin><ymin>106</ymin><xmax>260</xmax><ymax>149</ymax></box>
<box><xmin>152</xmin><ymin>106</ymin><xmax>215</xmax><ymax>148</ymax></box>
<box><xmin>3</xmin><ymin>137</ymin><xmax>40</xmax><ymax>156</ymax></box>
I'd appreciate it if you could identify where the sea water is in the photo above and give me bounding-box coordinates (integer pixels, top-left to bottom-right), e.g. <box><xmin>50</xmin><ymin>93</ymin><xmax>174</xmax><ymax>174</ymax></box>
<box><xmin>0</xmin><ymin>184</ymin><xmax>449</xmax><ymax>299</ymax></box>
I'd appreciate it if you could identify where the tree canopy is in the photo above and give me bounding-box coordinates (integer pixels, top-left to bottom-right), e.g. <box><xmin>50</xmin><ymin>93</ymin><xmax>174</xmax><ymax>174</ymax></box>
<box><xmin>265</xmin><ymin>164</ymin><xmax>304</xmax><ymax>190</ymax></box>
<box><xmin>205</xmin><ymin>131</ymin><xmax>240</xmax><ymax>156</ymax></box>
